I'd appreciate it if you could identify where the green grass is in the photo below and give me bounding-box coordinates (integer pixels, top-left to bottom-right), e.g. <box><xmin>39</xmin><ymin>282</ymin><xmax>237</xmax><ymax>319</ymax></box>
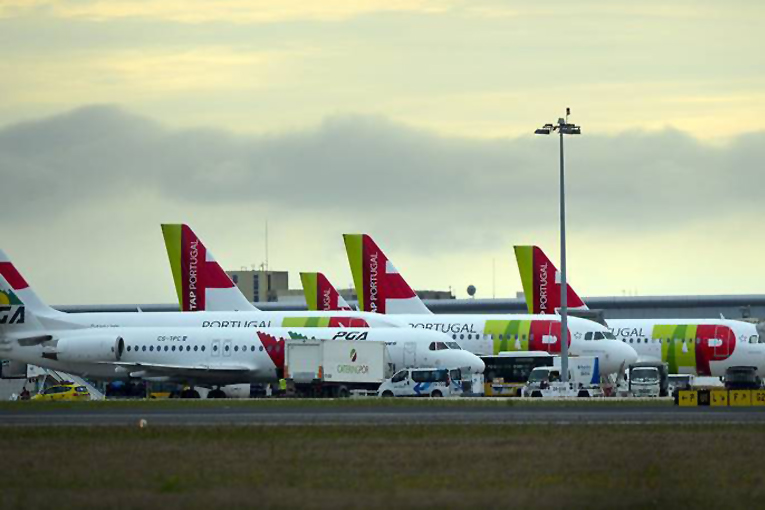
<box><xmin>0</xmin><ymin>397</ymin><xmax>675</xmax><ymax>412</ymax></box>
<box><xmin>0</xmin><ymin>424</ymin><xmax>762</xmax><ymax>510</ymax></box>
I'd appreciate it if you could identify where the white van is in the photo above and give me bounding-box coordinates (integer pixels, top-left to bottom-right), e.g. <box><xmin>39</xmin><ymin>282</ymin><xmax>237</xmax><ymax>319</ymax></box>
<box><xmin>377</xmin><ymin>368</ymin><xmax>462</xmax><ymax>398</ymax></box>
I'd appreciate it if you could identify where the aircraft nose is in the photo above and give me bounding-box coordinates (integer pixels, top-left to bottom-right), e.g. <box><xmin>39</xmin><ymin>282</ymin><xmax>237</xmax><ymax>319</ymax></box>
<box><xmin>461</xmin><ymin>351</ymin><xmax>485</xmax><ymax>374</ymax></box>
<box><xmin>616</xmin><ymin>341</ymin><xmax>639</xmax><ymax>370</ymax></box>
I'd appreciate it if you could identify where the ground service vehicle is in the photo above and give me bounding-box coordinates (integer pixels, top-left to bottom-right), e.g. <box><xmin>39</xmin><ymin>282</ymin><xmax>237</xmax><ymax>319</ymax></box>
<box><xmin>668</xmin><ymin>374</ymin><xmax>695</xmax><ymax>396</ymax></box>
<box><xmin>482</xmin><ymin>352</ymin><xmax>555</xmax><ymax>396</ymax></box>
<box><xmin>377</xmin><ymin>368</ymin><xmax>459</xmax><ymax>397</ymax></box>
<box><xmin>32</xmin><ymin>383</ymin><xmax>90</xmax><ymax>401</ymax></box>
<box><xmin>523</xmin><ymin>356</ymin><xmax>602</xmax><ymax>397</ymax></box>
<box><xmin>284</xmin><ymin>338</ymin><xmax>389</xmax><ymax>397</ymax></box>
<box><xmin>628</xmin><ymin>361</ymin><xmax>669</xmax><ymax>397</ymax></box>
<box><xmin>0</xmin><ymin>360</ymin><xmax>27</xmax><ymax>379</ymax></box>
<box><xmin>723</xmin><ymin>366</ymin><xmax>762</xmax><ymax>390</ymax></box>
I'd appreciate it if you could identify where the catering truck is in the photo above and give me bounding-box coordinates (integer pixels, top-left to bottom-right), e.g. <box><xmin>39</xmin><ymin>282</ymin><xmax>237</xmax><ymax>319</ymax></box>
<box><xmin>283</xmin><ymin>338</ymin><xmax>389</xmax><ymax>397</ymax></box>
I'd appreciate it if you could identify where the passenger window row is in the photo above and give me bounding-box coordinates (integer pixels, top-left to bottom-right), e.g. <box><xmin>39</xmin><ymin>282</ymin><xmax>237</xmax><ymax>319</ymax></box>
<box><xmin>620</xmin><ymin>337</ymin><xmax>722</xmax><ymax>345</ymax></box>
<box><xmin>125</xmin><ymin>344</ymin><xmax>264</xmax><ymax>353</ymax></box>
<box><xmin>125</xmin><ymin>344</ymin><xmax>206</xmax><ymax>353</ymax></box>
<box><xmin>450</xmin><ymin>334</ymin><xmax>481</xmax><ymax>340</ymax></box>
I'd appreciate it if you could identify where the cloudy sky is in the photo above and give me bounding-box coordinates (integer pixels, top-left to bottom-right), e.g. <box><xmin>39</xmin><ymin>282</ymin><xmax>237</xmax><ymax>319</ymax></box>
<box><xmin>1</xmin><ymin>0</ymin><xmax>764</xmax><ymax>305</ymax></box>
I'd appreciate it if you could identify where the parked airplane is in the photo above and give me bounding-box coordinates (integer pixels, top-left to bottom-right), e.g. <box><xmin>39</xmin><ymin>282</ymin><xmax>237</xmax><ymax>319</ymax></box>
<box><xmin>0</xmin><ymin>246</ymin><xmax>401</xmax><ymax>330</ymax></box>
<box><xmin>158</xmin><ymin>227</ymin><xmax>636</xmax><ymax>375</ymax></box>
<box><xmin>0</xmin><ymin>274</ymin><xmax>484</xmax><ymax>394</ymax></box>
<box><xmin>513</xmin><ymin>245</ymin><xmax>765</xmax><ymax>376</ymax></box>
<box><xmin>301</xmin><ymin>272</ymin><xmax>352</xmax><ymax>311</ymax></box>
<box><xmin>339</xmin><ymin>234</ymin><xmax>638</xmax><ymax>375</ymax></box>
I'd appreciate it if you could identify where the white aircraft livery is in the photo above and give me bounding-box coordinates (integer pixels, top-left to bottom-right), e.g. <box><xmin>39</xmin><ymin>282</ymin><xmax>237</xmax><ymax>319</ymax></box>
<box><xmin>513</xmin><ymin>245</ymin><xmax>765</xmax><ymax>376</ymax></box>
<box><xmin>158</xmin><ymin>226</ymin><xmax>637</xmax><ymax>376</ymax></box>
<box><xmin>0</xmin><ymin>272</ymin><xmax>484</xmax><ymax>387</ymax></box>
<box><xmin>0</xmin><ymin>247</ymin><xmax>411</xmax><ymax>330</ymax></box>
<box><xmin>339</xmin><ymin>234</ymin><xmax>638</xmax><ymax>376</ymax></box>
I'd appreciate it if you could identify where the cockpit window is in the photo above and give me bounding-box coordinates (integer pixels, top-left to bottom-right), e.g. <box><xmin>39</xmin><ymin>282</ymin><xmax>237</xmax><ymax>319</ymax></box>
<box><xmin>446</xmin><ymin>342</ymin><xmax>462</xmax><ymax>350</ymax></box>
<box><xmin>593</xmin><ymin>332</ymin><xmax>604</xmax><ymax>340</ymax></box>
<box><xmin>585</xmin><ymin>332</ymin><xmax>593</xmax><ymax>341</ymax></box>
<box><xmin>750</xmin><ymin>335</ymin><xmax>760</xmax><ymax>344</ymax></box>
<box><xmin>429</xmin><ymin>341</ymin><xmax>450</xmax><ymax>351</ymax></box>
<box><xmin>603</xmin><ymin>332</ymin><xmax>616</xmax><ymax>340</ymax></box>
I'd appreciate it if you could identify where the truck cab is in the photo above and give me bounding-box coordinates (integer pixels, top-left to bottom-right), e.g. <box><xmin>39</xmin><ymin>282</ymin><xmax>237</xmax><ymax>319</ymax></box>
<box><xmin>526</xmin><ymin>367</ymin><xmax>561</xmax><ymax>390</ymax></box>
<box><xmin>628</xmin><ymin>361</ymin><xmax>669</xmax><ymax>397</ymax></box>
<box><xmin>667</xmin><ymin>374</ymin><xmax>695</xmax><ymax>396</ymax></box>
<box><xmin>523</xmin><ymin>356</ymin><xmax>603</xmax><ymax>398</ymax></box>
<box><xmin>723</xmin><ymin>366</ymin><xmax>762</xmax><ymax>390</ymax></box>
<box><xmin>377</xmin><ymin>368</ymin><xmax>460</xmax><ymax>398</ymax></box>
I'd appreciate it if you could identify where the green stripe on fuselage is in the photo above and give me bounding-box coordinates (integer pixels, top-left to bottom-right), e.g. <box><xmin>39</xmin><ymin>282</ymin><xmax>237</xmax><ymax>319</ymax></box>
<box><xmin>281</xmin><ymin>317</ymin><xmax>330</xmax><ymax>328</ymax></box>
<box><xmin>486</xmin><ymin>320</ymin><xmax>531</xmax><ymax>354</ymax></box>
<box><xmin>655</xmin><ymin>324</ymin><xmax>697</xmax><ymax>374</ymax></box>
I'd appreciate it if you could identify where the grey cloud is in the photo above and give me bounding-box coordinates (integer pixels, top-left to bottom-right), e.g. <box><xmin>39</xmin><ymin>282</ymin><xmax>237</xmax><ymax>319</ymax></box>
<box><xmin>1</xmin><ymin>105</ymin><xmax>764</xmax><ymax>245</ymax></box>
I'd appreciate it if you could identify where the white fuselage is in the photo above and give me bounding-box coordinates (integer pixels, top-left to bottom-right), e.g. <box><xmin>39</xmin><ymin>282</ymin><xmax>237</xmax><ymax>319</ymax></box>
<box><xmin>35</xmin><ymin>309</ymin><xmax>408</xmax><ymax>330</ymax></box>
<box><xmin>606</xmin><ymin>318</ymin><xmax>764</xmax><ymax>377</ymax></box>
<box><xmin>0</xmin><ymin>326</ymin><xmax>484</xmax><ymax>385</ymax></box>
<box><xmin>400</xmin><ymin>313</ymin><xmax>638</xmax><ymax>375</ymax></box>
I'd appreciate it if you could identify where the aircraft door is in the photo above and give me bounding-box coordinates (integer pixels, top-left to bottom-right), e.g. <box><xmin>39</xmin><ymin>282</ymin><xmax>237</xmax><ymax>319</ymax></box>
<box><xmin>211</xmin><ymin>339</ymin><xmax>220</xmax><ymax>358</ymax></box>
<box><xmin>404</xmin><ymin>342</ymin><xmax>416</xmax><ymax>367</ymax></box>
<box><xmin>713</xmin><ymin>326</ymin><xmax>734</xmax><ymax>358</ymax></box>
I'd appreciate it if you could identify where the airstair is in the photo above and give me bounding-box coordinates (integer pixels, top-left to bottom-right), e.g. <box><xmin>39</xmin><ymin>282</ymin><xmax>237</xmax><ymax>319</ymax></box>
<box><xmin>39</xmin><ymin>368</ymin><xmax>106</xmax><ymax>400</ymax></box>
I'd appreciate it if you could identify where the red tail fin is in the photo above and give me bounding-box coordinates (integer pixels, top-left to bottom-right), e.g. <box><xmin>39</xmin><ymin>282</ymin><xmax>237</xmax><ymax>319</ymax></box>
<box><xmin>344</xmin><ymin>234</ymin><xmax>431</xmax><ymax>315</ymax></box>
<box><xmin>514</xmin><ymin>245</ymin><xmax>588</xmax><ymax>314</ymax></box>
<box><xmin>162</xmin><ymin>224</ymin><xmax>258</xmax><ymax>312</ymax></box>
<box><xmin>300</xmin><ymin>272</ymin><xmax>352</xmax><ymax>311</ymax></box>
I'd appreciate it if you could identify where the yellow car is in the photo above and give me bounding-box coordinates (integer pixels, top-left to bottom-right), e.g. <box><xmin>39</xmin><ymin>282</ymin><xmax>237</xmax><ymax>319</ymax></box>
<box><xmin>32</xmin><ymin>383</ymin><xmax>91</xmax><ymax>401</ymax></box>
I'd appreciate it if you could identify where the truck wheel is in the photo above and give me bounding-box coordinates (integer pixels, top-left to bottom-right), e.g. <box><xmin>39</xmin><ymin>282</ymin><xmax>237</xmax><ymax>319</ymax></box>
<box><xmin>335</xmin><ymin>386</ymin><xmax>351</xmax><ymax>398</ymax></box>
<box><xmin>181</xmin><ymin>389</ymin><xmax>200</xmax><ymax>399</ymax></box>
<box><xmin>381</xmin><ymin>391</ymin><xmax>394</xmax><ymax>398</ymax></box>
<box><xmin>431</xmin><ymin>390</ymin><xmax>443</xmax><ymax>398</ymax></box>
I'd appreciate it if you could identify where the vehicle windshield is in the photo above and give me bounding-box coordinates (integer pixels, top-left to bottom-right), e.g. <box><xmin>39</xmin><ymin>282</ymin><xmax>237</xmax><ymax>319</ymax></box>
<box><xmin>727</xmin><ymin>370</ymin><xmax>757</xmax><ymax>382</ymax></box>
<box><xmin>446</xmin><ymin>342</ymin><xmax>462</xmax><ymax>350</ymax></box>
<box><xmin>631</xmin><ymin>368</ymin><xmax>659</xmax><ymax>383</ymax></box>
<box><xmin>527</xmin><ymin>370</ymin><xmax>550</xmax><ymax>383</ymax></box>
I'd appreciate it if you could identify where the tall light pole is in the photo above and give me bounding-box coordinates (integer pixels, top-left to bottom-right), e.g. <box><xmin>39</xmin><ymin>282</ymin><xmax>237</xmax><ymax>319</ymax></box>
<box><xmin>535</xmin><ymin>108</ymin><xmax>581</xmax><ymax>386</ymax></box>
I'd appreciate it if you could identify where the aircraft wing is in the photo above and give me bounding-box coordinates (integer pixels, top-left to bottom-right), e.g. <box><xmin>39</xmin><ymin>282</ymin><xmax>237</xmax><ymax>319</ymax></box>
<box><xmin>99</xmin><ymin>361</ymin><xmax>253</xmax><ymax>380</ymax></box>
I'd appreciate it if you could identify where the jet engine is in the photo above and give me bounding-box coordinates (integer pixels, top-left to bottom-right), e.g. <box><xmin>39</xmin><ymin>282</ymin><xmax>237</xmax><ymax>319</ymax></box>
<box><xmin>48</xmin><ymin>335</ymin><xmax>124</xmax><ymax>363</ymax></box>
